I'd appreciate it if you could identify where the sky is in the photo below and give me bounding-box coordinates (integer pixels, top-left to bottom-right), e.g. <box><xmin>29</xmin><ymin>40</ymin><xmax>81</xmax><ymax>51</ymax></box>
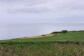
<box><xmin>0</xmin><ymin>0</ymin><xmax>84</xmax><ymax>24</ymax></box>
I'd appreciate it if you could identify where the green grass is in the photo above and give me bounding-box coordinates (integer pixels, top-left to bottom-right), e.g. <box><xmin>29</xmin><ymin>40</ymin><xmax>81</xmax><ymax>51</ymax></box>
<box><xmin>0</xmin><ymin>31</ymin><xmax>84</xmax><ymax>56</ymax></box>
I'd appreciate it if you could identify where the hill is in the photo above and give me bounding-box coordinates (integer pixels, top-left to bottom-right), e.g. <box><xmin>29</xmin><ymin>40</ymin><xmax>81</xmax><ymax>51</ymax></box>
<box><xmin>0</xmin><ymin>31</ymin><xmax>84</xmax><ymax>56</ymax></box>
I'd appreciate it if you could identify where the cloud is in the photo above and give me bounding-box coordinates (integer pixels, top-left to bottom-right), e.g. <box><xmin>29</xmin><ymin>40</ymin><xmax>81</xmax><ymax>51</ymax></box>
<box><xmin>0</xmin><ymin>0</ymin><xmax>84</xmax><ymax>23</ymax></box>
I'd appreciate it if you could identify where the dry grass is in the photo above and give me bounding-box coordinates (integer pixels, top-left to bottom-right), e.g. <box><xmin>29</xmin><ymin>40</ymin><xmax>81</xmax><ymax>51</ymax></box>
<box><xmin>0</xmin><ymin>43</ymin><xmax>84</xmax><ymax>56</ymax></box>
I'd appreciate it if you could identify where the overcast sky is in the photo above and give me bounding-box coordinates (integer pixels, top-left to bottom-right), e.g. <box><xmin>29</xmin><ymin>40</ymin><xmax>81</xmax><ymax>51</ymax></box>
<box><xmin>0</xmin><ymin>0</ymin><xmax>84</xmax><ymax>24</ymax></box>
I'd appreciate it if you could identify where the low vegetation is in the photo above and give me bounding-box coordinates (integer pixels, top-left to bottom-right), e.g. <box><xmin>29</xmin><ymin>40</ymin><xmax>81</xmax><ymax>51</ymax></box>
<box><xmin>0</xmin><ymin>30</ymin><xmax>84</xmax><ymax>56</ymax></box>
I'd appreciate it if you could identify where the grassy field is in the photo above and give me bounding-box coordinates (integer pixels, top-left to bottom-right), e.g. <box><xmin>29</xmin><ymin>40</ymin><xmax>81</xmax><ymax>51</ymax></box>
<box><xmin>0</xmin><ymin>31</ymin><xmax>84</xmax><ymax>56</ymax></box>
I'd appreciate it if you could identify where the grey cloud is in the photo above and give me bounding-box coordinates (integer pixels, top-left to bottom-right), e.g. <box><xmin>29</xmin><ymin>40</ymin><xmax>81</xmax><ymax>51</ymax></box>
<box><xmin>0</xmin><ymin>0</ymin><xmax>84</xmax><ymax>23</ymax></box>
<box><xmin>8</xmin><ymin>7</ymin><xmax>51</xmax><ymax>13</ymax></box>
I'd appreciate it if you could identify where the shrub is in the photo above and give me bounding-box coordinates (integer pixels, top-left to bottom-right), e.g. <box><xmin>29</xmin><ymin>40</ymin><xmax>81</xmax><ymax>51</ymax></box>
<box><xmin>41</xmin><ymin>35</ymin><xmax>46</xmax><ymax>36</ymax></box>
<box><xmin>51</xmin><ymin>30</ymin><xmax>68</xmax><ymax>34</ymax></box>
<box><xmin>61</xmin><ymin>30</ymin><xmax>68</xmax><ymax>33</ymax></box>
<box><xmin>51</xmin><ymin>32</ymin><xmax>58</xmax><ymax>34</ymax></box>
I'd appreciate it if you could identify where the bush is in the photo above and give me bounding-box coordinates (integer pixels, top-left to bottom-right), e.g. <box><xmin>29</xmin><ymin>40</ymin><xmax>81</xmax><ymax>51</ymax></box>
<box><xmin>51</xmin><ymin>30</ymin><xmax>68</xmax><ymax>34</ymax></box>
<box><xmin>61</xmin><ymin>30</ymin><xmax>68</xmax><ymax>33</ymax></box>
<box><xmin>41</xmin><ymin>35</ymin><xmax>46</xmax><ymax>36</ymax></box>
<box><xmin>51</xmin><ymin>32</ymin><xmax>58</xmax><ymax>34</ymax></box>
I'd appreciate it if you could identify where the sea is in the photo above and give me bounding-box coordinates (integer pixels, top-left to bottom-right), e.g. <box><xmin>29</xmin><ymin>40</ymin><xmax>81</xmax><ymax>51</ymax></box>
<box><xmin>0</xmin><ymin>23</ymin><xmax>84</xmax><ymax>40</ymax></box>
